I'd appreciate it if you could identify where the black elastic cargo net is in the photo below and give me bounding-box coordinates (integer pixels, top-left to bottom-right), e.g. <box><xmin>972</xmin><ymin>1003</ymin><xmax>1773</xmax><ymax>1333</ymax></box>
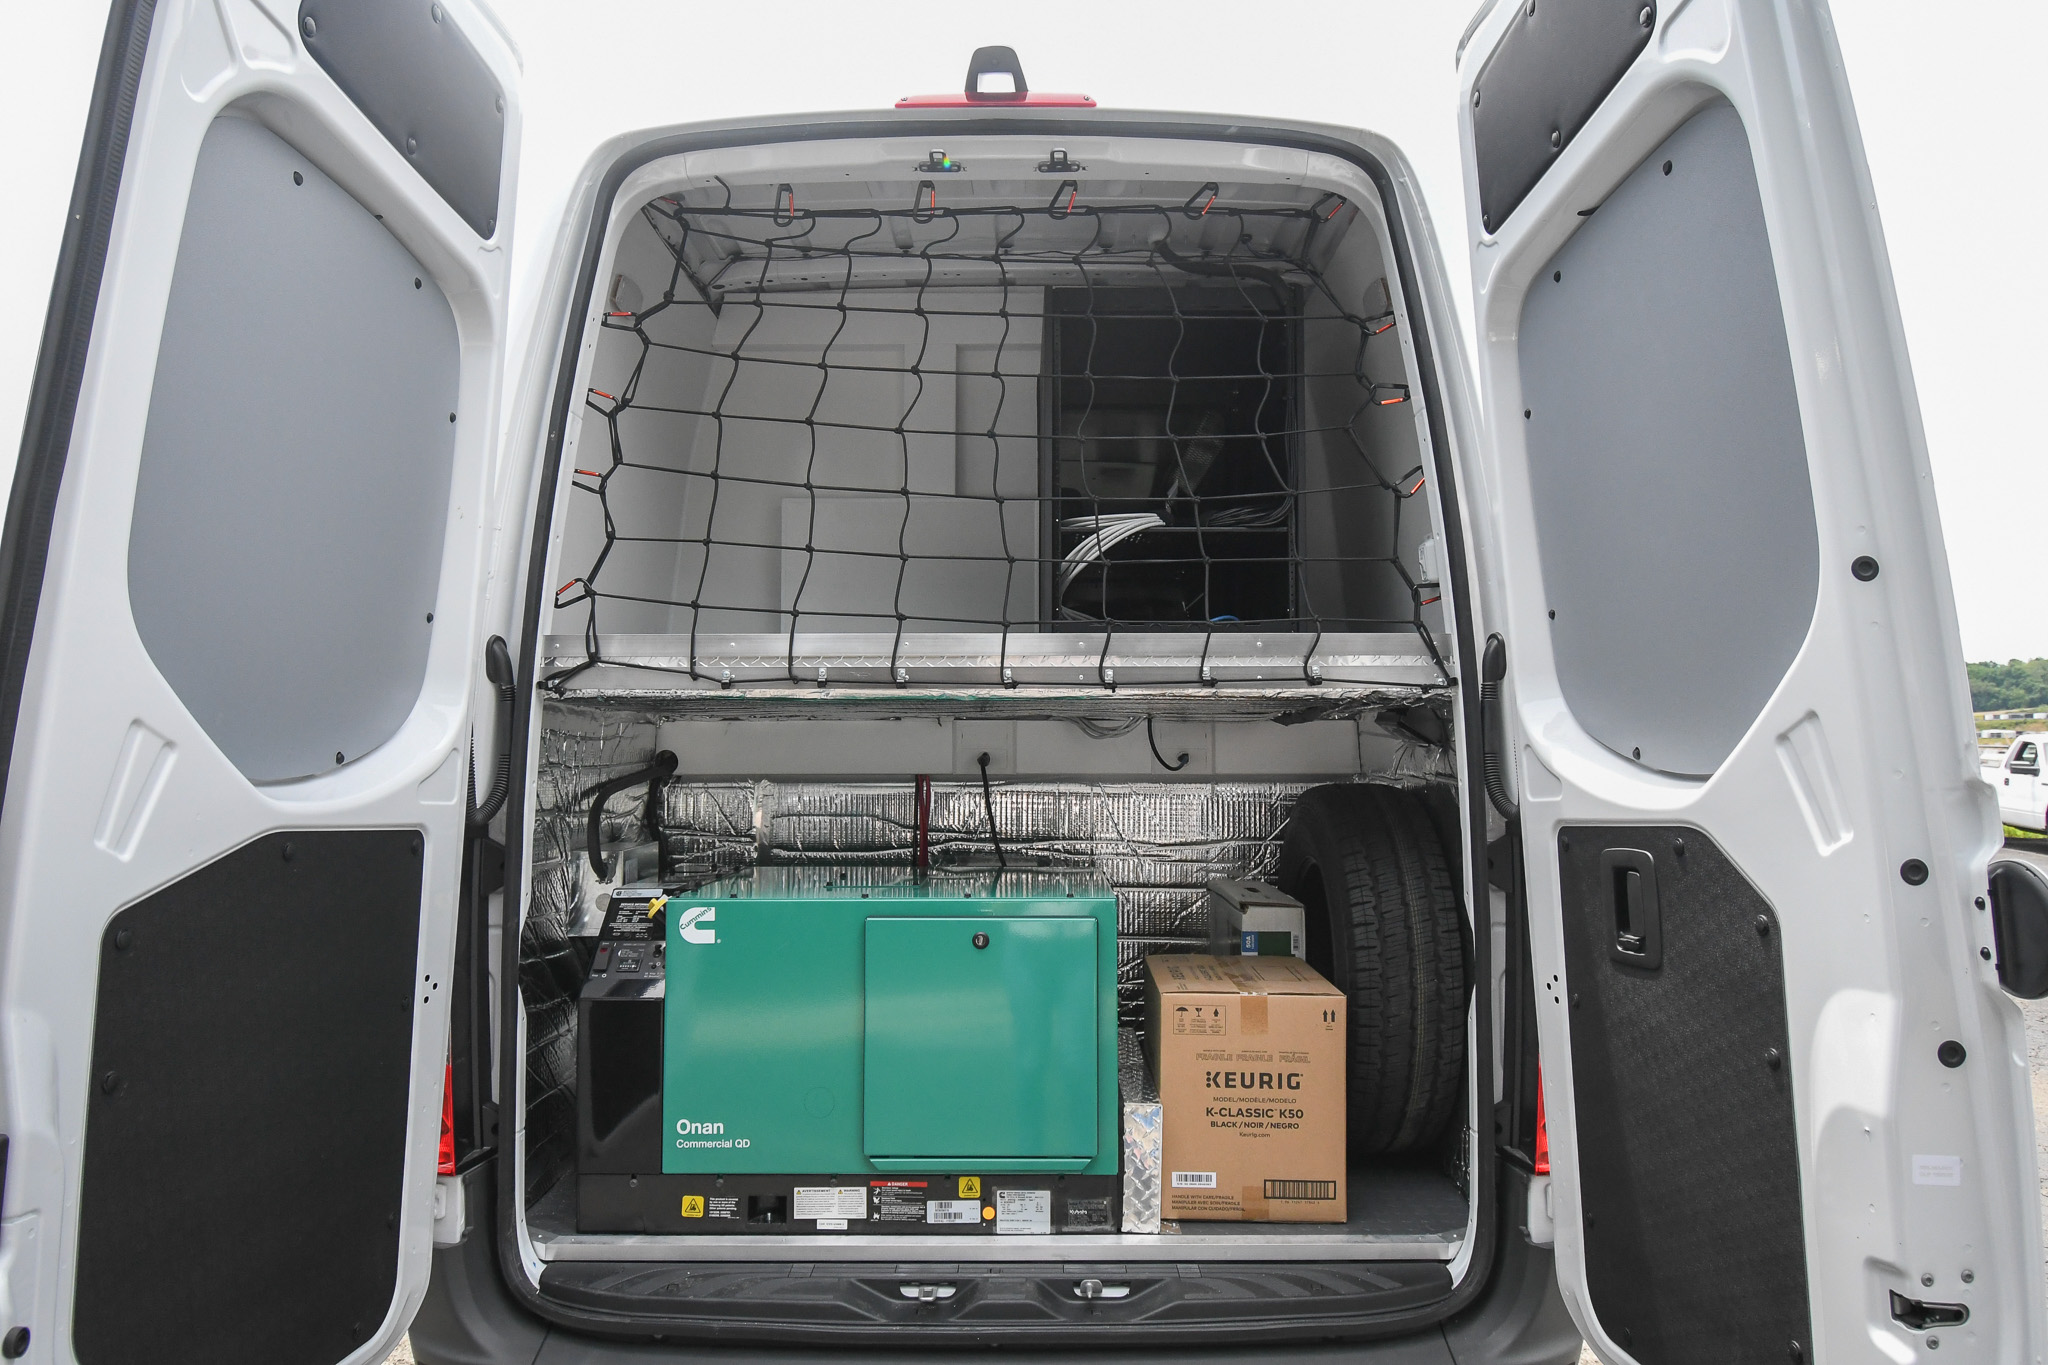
<box><xmin>549</xmin><ymin>182</ymin><xmax>1443</xmax><ymax>690</ymax></box>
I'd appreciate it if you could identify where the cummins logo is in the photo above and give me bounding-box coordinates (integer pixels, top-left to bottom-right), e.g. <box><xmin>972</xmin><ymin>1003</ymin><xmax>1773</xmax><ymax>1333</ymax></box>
<box><xmin>678</xmin><ymin>905</ymin><xmax>717</xmax><ymax>944</ymax></box>
<box><xmin>675</xmin><ymin>1118</ymin><xmax>725</xmax><ymax>1135</ymax></box>
<box><xmin>1205</xmin><ymin>1070</ymin><xmax>1303</xmax><ymax>1091</ymax></box>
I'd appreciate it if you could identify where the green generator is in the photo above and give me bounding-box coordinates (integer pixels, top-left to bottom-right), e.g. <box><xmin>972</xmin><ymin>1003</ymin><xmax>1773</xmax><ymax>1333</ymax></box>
<box><xmin>662</xmin><ymin>867</ymin><xmax>1119</xmax><ymax>1183</ymax></box>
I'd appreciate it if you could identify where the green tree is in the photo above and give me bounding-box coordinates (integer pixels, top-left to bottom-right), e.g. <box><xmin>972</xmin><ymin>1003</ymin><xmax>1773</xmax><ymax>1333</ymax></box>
<box><xmin>1968</xmin><ymin>658</ymin><xmax>2048</xmax><ymax>713</ymax></box>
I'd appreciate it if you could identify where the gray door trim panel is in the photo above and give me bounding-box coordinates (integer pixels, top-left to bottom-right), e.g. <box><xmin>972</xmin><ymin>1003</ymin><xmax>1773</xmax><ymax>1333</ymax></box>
<box><xmin>1518</xmin><ymin>102</ymin><xmax>1819</xmax><ymax>777</ymax></box>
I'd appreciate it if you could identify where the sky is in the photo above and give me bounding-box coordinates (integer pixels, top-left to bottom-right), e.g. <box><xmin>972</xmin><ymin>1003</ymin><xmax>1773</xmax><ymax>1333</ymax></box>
<box><xmin>2</xmin><ymin>0</ymin><xmax>2043</xmax><ymax>661</ymax></box>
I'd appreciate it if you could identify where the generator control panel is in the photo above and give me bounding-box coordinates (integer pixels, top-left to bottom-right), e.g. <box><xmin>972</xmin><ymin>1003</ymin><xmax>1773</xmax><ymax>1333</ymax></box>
<box><xmin>585</xmin><ymin>886</ymin><xmax>670</xmax><ymax>982</ymax></box>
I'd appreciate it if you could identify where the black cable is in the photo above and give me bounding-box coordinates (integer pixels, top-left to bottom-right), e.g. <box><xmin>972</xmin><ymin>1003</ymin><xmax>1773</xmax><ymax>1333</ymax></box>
<box><xmin>976</xmin><ymin>751</ymin><xmax>1007</xmax><ymax>869</ymax></box>
<box><xmin>583</xmin><ymin>750</ymin><xmax>679</xmax><ymax>877</ymax></box>
<box><xmin>1146</xmin><ymin>716</ymin><xmax>1190</xmax><ymax>772</ymax></box>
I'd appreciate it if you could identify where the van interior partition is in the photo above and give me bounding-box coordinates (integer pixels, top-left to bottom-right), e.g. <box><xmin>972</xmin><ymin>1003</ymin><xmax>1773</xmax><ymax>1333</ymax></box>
<box><xmin>516</xmin><ymin>142</ymin><xmax>1478</xmax><ymax>1278</ymax></box>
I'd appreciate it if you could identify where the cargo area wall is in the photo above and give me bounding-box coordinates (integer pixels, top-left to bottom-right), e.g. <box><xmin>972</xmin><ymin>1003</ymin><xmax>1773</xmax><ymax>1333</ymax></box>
<box><xmin>519</xmin><ymin>702</ymin><xmax>1453</xmax><ymax>1201</ymax></box>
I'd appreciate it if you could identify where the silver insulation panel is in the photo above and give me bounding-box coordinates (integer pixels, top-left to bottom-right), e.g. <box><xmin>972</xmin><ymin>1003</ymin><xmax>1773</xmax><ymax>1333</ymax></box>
<box><xmin>652</xmin><ymin>778</ymin><xmax>1315</xmax><ymax>1022</ymax></box>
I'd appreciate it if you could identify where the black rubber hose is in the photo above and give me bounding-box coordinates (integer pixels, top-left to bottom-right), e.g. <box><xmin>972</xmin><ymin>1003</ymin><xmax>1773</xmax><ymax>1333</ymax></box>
<box><xmin>1481</xmin><ymin>634</ymin><xmax>1517</xmax><ymax>821</ymax></box>
<box><xmin>977</xmin><ymin>751</ymin><xmax>1007</xmax><ymax>869</ymax></box>
<box><xmin>1147</xmin><ymin>716</ymin><xmax>1190</xmax><ymax>771</ymax></box>
<box><xmin>1153</xmin><ymin>240</ymin><xmax>1289</xmax><ymax>293</ymax></box>
<box><xmin>584</xmin><ymin>750</ymin><xmax>678</xmax><ymax>877</ymax></box>
<box><xmin>467</xmin><ymin>636</ymin><xmax>517</xmax><ymax>831</ymax></box>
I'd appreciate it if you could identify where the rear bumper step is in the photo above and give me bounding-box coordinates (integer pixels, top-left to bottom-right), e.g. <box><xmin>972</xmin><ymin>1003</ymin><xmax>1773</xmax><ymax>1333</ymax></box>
<box><xmin>537</xmin><ymin>1258</ymin><xmax>1452</xmax><ymax>1343</ymax></box>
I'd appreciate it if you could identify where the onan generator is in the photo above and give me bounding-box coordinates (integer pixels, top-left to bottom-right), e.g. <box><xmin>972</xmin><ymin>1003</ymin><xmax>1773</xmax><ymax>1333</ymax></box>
<box><xmin>575</xmin><ymin>867</ymin><xmax>1121</xmax><ymax>1234</ymax></box>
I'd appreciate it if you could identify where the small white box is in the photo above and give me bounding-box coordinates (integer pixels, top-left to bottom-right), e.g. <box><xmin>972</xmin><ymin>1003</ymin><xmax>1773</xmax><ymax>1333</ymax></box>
<box><xmin>1205</xmin><ymin>877</ymin><xmax>1306</xmax><ymax>958</ymax></box>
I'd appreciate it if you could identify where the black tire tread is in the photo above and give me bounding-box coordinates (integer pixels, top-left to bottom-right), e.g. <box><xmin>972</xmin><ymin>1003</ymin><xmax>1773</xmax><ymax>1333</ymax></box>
<box><xmin>1276</xmin><ymin>783</ymin><xmax>1467</xmax><ymax>1156</ymax></box>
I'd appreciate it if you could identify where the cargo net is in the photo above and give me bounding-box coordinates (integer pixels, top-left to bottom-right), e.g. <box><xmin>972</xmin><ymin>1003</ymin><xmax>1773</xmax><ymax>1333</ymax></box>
<box><xmin>548</xmin><ymin>182</ymin><xmax>1444</xmax><ymax>690</ymax></box>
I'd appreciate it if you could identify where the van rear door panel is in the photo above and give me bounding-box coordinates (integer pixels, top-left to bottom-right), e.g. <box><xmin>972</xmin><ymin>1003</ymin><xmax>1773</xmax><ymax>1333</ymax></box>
<box><xmin>0</xmin><ymin>1</ymin><xmax>519</xmax><ymax>1360</ymax></box>
<box><xmin>1456</xmin><ymin>0</ymin><xmax>2039</xmax><ymax>1359</ymax></box>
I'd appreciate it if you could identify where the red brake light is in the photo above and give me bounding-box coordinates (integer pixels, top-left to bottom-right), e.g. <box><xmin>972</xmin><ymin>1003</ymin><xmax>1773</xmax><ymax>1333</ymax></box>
<box><xmin>895</xmin><ymin>91</ymin><xmax>1095</xmax><ymax>109</ymax></box>
<box><xmin>438</xmin><ymin>1058</ymin><xmax>456</xmax><ymax>1176</ymax></box>
<box><xmin>1533</xmin><ymin>1065</ymin><xmax>1549</xmax><ymax>1175</ymax></box>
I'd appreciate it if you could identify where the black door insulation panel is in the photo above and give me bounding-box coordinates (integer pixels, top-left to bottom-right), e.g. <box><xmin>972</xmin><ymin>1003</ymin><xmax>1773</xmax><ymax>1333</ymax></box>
<box><xmin>299</xmin><ymin>0</ymin><xmax>505</xmax><ymax>237</ymax></box>
<box><xmin>1555</xmin><ymin>826</ymin><xmax>1812</xmax><ymax>1363</ymax></box>
<box><xmin>74</xmin><ymin>830</ymin><xmax>423</xmax><ymax>1365</ymax></box>
<box><xmin>1470</xmin><ymin>0</ymin><xmax>1656</xmax><ymax>233</ymax></box>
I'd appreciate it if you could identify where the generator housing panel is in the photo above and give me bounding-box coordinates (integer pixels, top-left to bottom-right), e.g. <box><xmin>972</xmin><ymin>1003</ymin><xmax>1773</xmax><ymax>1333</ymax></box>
<box><xmin>661</xmin><ymin>868</ymin><xmax>1119</xmax><ymax>1177</ymax></box>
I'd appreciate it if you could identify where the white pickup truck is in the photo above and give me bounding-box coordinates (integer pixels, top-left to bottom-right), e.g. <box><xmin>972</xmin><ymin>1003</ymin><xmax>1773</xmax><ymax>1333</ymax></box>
<box><xmin>1985</xmin><ymin>735</ymin><xmax>2047</xmax><ymax>830</ymax></box>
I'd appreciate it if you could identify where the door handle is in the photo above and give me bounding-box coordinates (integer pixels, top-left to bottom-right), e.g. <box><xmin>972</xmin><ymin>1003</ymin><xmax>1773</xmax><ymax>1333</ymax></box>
<box><xmin>1599</xmin><ymin>848</ymin><xmax>1662</xmax><ymax>970</ymax></box>
<box><xmin>1890</xmin><ymin>1290</ymin><xmax>1968</xmax><ymax>1330</ymax></box>
<box><xmin>468</xmin><ymin>635</ymin><xmax>516</xmax><ymax>830</ymax></box>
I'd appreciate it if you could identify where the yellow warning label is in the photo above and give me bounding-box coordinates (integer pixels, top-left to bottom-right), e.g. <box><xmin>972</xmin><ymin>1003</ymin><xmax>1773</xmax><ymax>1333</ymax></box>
<box><xmin>680</xmin><ymin>1195</ymin><xmax>705</xmax><ymax>1218</ymax></box>
<box><xmin>957</xmin><ymin>1177</ymin><xmax>981</xmax><ymax>1198</ymax></box>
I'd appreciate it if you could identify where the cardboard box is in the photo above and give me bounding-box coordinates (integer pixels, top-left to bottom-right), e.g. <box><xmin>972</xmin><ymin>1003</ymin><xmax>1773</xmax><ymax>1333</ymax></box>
<box><xmin>1143</xmin><ymin>954</ymin><xmax>1346</xmax><ymax>1223</ymax></box>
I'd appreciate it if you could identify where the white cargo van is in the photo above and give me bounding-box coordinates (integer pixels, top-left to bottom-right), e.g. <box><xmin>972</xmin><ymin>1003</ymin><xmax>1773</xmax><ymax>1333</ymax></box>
<box><xmin>2</xmin><ymin>2</ymin><xmax>2044</xmax><ymax>1363</ymax></box>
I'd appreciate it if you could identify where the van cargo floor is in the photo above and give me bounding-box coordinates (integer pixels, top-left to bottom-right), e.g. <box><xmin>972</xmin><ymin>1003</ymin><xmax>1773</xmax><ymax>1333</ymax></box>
<box><xmin>527</xmin><ymin>1164</ymin><xmax>1466</xmax><ymax>1263</ymax></box>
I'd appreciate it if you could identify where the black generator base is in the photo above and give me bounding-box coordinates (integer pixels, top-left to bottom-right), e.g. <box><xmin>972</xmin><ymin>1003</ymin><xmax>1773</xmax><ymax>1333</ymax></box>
<box><xmin>577</xmin><ymin>1172</ymin><xmax>1121</xmax><ymax>1236</ymax></box>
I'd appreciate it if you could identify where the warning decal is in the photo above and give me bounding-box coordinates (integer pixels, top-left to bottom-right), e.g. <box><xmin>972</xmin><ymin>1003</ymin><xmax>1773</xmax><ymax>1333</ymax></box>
<box><xmin>871</xmin><ymin>1180</ymin><xmax>929</xmax><ymax>1223</ymax></box>
<box><xmin>793</xmin><ymin>1186</ymin><xmax>867</xmax><ymax>1221</ymax></box>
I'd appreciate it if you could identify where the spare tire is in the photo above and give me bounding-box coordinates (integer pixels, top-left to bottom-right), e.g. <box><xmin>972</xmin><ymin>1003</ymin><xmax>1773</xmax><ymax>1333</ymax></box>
<box><xmin>1276</xmin><ymin>783</ymin><xmax>1466</xmax><ymax>1156</ymax></box>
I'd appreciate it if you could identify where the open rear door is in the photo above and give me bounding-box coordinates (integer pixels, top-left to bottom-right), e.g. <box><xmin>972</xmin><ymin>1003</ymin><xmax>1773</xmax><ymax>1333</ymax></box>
<box><xmin>1456</xmin><ymin>0</ymin><xmax>2041</xmax><ymax>1358</ymax></box>
<box><xmin>0</xmin><ymin>1</ymin><xmax>517</xmax><ymax>1361</ymax></box>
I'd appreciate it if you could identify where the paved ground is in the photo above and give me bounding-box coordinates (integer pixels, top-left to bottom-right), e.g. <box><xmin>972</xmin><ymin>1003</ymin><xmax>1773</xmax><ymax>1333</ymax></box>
<box><xmin>390</xmin><ymin>857</ymin><xmax>2048</xmax><ymax>1365</ymax></box>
